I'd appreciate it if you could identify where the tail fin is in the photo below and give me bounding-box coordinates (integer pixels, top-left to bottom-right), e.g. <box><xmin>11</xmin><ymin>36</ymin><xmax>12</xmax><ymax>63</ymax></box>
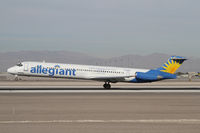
<box><xmin>156</xmin><ymin>56</ymin><xmax>187</xmax><ymax>74</ymax></box>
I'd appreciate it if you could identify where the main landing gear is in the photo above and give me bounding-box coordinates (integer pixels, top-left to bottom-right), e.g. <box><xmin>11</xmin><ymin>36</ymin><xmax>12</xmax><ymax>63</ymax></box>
<box><xmin>103</xmin><ymin>82</ymin><xmax>111</xmax><ymax>89</ymax></box>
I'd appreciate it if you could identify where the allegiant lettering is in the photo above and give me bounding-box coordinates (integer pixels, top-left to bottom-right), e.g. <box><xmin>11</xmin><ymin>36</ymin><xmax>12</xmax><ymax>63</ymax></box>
<box><xmin>30</xmin><ymin>65</ymin><xmax>76</xmax><ymax>76</ymax></box>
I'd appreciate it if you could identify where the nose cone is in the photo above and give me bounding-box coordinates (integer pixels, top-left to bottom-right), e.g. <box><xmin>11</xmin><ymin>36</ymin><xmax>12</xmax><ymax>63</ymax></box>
<box><xmin>7</xmin><ymin>67</ymin><xmax>16</xmax><ymax>74</ymax></box>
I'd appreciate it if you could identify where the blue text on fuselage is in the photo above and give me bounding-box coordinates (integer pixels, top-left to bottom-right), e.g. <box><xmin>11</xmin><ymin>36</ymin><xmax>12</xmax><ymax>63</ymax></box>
<box><xmin>30</xmin><ymin>65</ymin><xmax>76</xmax><ymax>76</ymax></box>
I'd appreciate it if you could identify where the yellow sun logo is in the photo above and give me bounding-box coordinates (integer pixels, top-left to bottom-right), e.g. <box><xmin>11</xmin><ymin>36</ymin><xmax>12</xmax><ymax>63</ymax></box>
<box><xmin>161</xmin><ymin>60</ymin><xmax>181</xmax><ymax>74</ymax></box>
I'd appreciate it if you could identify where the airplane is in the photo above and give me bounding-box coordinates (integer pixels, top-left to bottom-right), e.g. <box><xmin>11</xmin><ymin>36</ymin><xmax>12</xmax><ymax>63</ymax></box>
<box><xmin>7</xmin><ymin>56</ymin><xmax>186</xmax><ymax>89</ymax></box>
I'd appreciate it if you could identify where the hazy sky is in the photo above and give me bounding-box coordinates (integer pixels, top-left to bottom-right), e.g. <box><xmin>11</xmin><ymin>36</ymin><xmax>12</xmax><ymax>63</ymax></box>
<box><xmin>0</xmin><ymin>0</ymin><xmax>200</xmax><ymax>57</ymax></box>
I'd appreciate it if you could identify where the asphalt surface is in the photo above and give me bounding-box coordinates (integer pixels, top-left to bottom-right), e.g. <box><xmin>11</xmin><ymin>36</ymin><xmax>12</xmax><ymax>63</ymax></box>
<box><xmin>0</xmin><ymin>91</ymin><xmax>200</xmax><ymax>133</ymax></box>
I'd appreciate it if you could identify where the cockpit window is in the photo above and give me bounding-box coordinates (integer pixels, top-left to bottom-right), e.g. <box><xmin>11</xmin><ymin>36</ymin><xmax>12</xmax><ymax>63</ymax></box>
<box><xmin>16</xmin><ymin>63</ymin><xmax>23</xmax><ymax>67</ymax></box>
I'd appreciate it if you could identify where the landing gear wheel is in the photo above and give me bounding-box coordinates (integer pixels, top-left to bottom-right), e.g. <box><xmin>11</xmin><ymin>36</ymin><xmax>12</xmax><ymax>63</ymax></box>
<box><xmin>14</xmin><ymin>75</ymin><xmax>19</xmax><ymax>81</ymax></box>
<box><xmin>103</xmin><ymin>83</ymin><xmax>111</xmax><ymax>89</ymax></box>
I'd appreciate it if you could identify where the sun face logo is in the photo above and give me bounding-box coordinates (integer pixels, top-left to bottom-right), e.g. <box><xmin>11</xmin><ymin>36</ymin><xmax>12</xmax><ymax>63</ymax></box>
<box><xmin>160</xmin><ymin>59</ymin><xmax>181</xmax><ymax>74</ymax></box>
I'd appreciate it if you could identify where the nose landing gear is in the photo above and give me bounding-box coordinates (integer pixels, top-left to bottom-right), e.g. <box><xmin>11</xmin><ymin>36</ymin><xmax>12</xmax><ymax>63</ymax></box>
<box><xmin>14</xmin><ymin>75</ymin><xmax>21</xmax><ymax>81</ymax></box>
<box><xmin>103</xmin><ymin>82</ymin><xmax>111</xmax><ymax>89</ymax></box>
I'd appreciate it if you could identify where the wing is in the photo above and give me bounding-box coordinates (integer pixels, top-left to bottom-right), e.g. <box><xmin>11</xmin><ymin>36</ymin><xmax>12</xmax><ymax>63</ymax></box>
<box><xmin>90</xmin><ymin>75</ymin><xmax>135</xmax><ymax>83</ymax></box>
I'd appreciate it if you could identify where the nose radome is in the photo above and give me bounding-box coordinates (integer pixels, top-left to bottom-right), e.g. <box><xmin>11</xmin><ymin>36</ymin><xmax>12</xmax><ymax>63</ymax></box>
<box><xmin>7</xmin><ymin>68</ymin><xmax>11</xmax><ymax>73</ymax></box>
<box><xmin>7</xmin><ymin>67</ymin><xmax>15</xmax><ymax>74</ymax></box>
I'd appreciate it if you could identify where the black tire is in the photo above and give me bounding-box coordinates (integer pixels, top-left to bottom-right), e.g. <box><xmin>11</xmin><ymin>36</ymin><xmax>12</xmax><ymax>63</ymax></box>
<box><xmin>107</xmin><ymin>84</ymin><xmax>111</xmax><ymax>89</ymax></box>
<box><xmin>103</xmin><ymin>84</ymin><xmax>111</xmax><ymax>89</ymax></box>
<box><xmin>15</xmin><ymin>77</ymin><xmax>19</xmax><ymax>81</ymax></box>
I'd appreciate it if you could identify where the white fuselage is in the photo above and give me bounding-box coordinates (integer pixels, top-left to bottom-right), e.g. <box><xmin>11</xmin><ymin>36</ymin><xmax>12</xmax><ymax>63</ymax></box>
<box><xmin>7</xmin><ymin>61</ymin><xmax>149</xmax><ymax>82</ymax></box>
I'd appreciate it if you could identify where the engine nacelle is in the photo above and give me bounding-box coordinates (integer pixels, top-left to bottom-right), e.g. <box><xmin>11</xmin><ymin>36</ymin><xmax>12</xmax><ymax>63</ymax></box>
<box><xmin>135</xmin><ymin>72</ymin><xmax>160</xmax><ymax>81</ymax></box>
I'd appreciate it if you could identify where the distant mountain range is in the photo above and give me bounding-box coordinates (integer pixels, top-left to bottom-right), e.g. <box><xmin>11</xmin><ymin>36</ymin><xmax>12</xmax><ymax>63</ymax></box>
<box><xmin>0</xmin><ymin>51</ymin><xmax>199</xmax><ymax>72</ymax></box>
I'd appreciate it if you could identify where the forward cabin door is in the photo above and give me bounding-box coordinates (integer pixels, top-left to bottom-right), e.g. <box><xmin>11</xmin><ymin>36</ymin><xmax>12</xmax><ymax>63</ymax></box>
<box><xmin>24</xmin><ymin>63</ymin><xmax>29</xmax><ymax>71</ymax></box>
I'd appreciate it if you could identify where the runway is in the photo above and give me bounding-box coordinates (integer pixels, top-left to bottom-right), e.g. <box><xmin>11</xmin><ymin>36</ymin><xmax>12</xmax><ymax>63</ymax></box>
<box><xmin>0</xmin><ymin>81</ymin><xmax>200</xmax><ymax>133</ymax></box>
<box><xmin>0</xmin><ymin>88</ymin><xmax>200</xmax><ymax>93</ymax></box>
<box><xmin>0</xmin><ymin>92</ymin><xmax>200</xmax><ymax>133</ymax></box>
<box><xmin>1</xmin><ymin>119</ymin><xmax>200</xmax><ymax>124</ymax></box>
<box><xmin>0</xmin><ymin>81</ymin><xmax>200</xmax><ymax>93</ymax></box>
<box><xmin>1</xmin><ymin>86</ymin><xmax>200</xmax><ymax>93</ymax></box>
